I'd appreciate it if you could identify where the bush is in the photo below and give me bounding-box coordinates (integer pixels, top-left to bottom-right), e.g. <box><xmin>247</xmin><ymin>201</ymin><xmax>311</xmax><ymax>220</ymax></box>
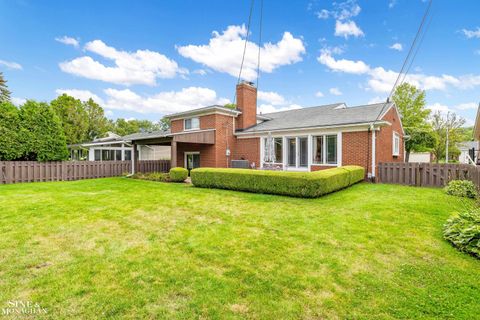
<box><xmin>190</xmin><ymin>166</ymin><xmax>365</xmax><ymax>198</ymax></box>
<box><xmin>444</xmin><ymin>209</ymin><xmax>480</xmax><ymax>258</ymax></box>
<box><xmin>444</xmin><ymin>180</ymin><xmax>477</xmax><ymax>199</ymax></box>
<box><xmin>130</xmin><ymin>172</ymin><xmax>171</xmax><ymax>182</ymax></box>
<box><xmin>169</xmin><ymin>167</ymin><xmax>188</xmax><ymax>182</ymax></box>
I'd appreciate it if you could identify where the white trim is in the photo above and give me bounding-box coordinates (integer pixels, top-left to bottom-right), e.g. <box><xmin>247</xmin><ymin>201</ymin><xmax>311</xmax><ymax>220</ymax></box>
<box><xmin>167</xmin><ymin>107</ymin><xmax>241</xmax><ymax>120</ymax></box>
<box><xmin>371</xmin><ymin>129</ymin><xmax>376</xmax><ymax>177</ymax></box>
<box><xmin>392</xmin><ymin>131</ymin><xmax>400</xmax><ymax>156</ymax></box>
<box><xmin>184</xmin><ymin>151</ymin><xmax>200</xmax><ymax>169</ymax></box>
<box><xmin>184</xmin><ymin>117</ymin><xmax>200</xmax><ymax>131</ymax></box>
<box><xmin>337</xmin><ymin>132</ymin><xmax>342</xmax><ymax>167</ymax></box>
<box><xmin>235</xmin><ymin>121</ymin><xmax>389</xmax><ymax>137</ymax></box>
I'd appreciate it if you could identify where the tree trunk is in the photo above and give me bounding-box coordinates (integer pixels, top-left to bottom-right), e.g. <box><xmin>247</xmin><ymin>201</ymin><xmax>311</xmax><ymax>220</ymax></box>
<box><xmin>405</xmin><ymin>151</ymin><xmax>410</xmax><ymax>163</ymax></box>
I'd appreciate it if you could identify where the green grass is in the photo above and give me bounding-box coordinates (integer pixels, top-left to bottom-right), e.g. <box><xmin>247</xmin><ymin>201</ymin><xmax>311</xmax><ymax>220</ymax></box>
<box><xmin>0</xmin><ymin>178</ymin><xmax>479</xmax><ymax>319</ymax></box>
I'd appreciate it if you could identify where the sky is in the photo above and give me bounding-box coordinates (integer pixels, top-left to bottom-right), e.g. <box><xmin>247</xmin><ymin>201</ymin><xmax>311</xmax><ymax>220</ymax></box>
<box><xmin>1</xmin><ymin>0</ymin><xmax>479</xmax><ymax>125</ymax></box>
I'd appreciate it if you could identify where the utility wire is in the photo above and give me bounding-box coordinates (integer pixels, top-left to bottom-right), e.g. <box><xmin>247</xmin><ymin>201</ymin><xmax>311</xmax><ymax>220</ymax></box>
<box><xmin>256</xmin><ymin>0</ymin><xmax>264</xmax><ymax>89</ymax></box>
<box><xmin>371</xmin><ymin>0</ymin><xmax>433</xmax><ymax>128</ymax></box>
<box><xmin>233</xmin><ymin>0</ymin><xmax>256</xmax><ymax>105</ymax></box>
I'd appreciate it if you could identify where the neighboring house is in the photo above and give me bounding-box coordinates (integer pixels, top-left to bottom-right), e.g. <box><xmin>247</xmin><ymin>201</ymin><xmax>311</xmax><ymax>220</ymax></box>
<box><xmin>458</xmin><ymin>141</ymin><xmax>478</xmax><ymax>165</ymax></box>
<box><xmin>69</xmin><ymin>132</ymin><xmax>170</xmax><ymax>161</ymax></box>
<box><xmin>408</xmin><ymin>152</ymin><xmax>431</xmax><ymax>163</ymax></box>
<box><xmin>128</xmin><ymin>81</ymin><xmax>404</xmax><ymax>178</ymax></box>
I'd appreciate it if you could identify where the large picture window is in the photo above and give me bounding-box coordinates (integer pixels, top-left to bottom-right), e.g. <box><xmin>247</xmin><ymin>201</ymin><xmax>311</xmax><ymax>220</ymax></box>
<box><xmin>263</xmin><ymin>137</ymin><xmax>283</xmax><ymax>163</ymax></box>
<box><xmin>184</xmin><ymin>117</ymin><xmax>200</xmax><ymax>131</ymax></box>
<box><xmin>312</xmin><ymin>134</ymin><xmax>338</xmax><ymax>165</ymax></box>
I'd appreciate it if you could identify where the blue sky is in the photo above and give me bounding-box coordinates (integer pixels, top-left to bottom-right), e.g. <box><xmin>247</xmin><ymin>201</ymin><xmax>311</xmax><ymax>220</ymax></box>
<box><xmin>1</xmin><ymin>0</ymin><xmax>479</xmax><ymax>125</ymax></box>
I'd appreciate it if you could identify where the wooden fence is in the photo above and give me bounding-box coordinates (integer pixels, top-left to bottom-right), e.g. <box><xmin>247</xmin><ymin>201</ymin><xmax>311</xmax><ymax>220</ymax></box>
<box><xmin>377</xmin><ymin>162</ymin><xmax>480</xmax><ymax>188</ymax></box>
<box><xmin>0</xmin><ymin>160</ymin><xmax>170</xmax><ymax>184</ymax></box>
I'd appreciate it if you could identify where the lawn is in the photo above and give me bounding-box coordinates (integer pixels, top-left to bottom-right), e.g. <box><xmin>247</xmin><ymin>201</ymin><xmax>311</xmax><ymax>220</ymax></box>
<box><xmin>0</xmin><ymin>178</ymin><xmax>479</xmax><ymax>319</ymax></box>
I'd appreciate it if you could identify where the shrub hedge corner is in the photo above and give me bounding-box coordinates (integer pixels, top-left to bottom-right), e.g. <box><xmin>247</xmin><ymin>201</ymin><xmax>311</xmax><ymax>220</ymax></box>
<box><xmin>169</xmin><ymin>167</ymin><xmax>188</xmax><ymax>182</ymax></box>
<box><xmin>190</xmin><ymin>165</ymin><xmax>364</xmax><ymax>198</ymax></box>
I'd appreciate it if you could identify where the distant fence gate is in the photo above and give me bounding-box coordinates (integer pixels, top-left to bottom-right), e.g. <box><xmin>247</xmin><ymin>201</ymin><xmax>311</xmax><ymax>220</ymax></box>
<box><xmin>377</xmin><ymin>162</ymin><xmax>480</xmax><ymax>188</ymax></box>
<box><xmin>0</xmin><ymin>160</ymin><xmax>170</xmax><ymax>184</ymax></box>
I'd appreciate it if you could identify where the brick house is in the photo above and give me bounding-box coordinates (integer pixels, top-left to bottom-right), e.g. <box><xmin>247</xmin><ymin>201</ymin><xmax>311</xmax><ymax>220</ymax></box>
<box><xmin>126</xmin><ymin>81</ymin><xmax>404</xmax><ymax>178</ymax></box>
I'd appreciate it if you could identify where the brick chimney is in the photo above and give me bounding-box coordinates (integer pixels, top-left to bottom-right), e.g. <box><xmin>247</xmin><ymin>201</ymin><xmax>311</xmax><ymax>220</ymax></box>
<box><xmin>236</xmin><ymin>81</ymin><xmax>257</xmax><ymax>130</ymax></box>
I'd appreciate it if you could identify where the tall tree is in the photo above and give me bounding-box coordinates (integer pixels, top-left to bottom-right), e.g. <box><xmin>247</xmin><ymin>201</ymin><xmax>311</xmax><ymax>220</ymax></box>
<box><xmin>84</xmin><ymin>98</ymin><xmax>109</xmax><ymax>140</ymax></box>
<box><xmin>392</xmin><ymin>83</ymin><xmax>432</xmax><ymax>161</ymax></box>
<box><xmin>50</xmin><ymin>94</ymin><xmax>89</xmax><ymax>144</ymax></box>
<box><xmin>431</xmin><ymin>111</ymin><xmax>465</xmax><ymax>163</ymax></box>
<box><xmin>0</xmin><ymin>102</ymin><xmax>24</xmax><ymax>160</ymax></box>
<box><xmin>0</xmin><ymin>72</ymin><xmax>11</xmax><ymax>103</ymax></box>
<box><xmin>158</xmin><ymin>117</ymin><xmax>171</xmax><ymax>131</ymax></box>
<box><xmin>19</xmin><ymin>100</ymin><xmax>69</xmax><ymax>161</ymax></box>
<box><xmin>109</xmin><ymin>118</ymin><xmax>160</xmax><ymax>136</ymax></box>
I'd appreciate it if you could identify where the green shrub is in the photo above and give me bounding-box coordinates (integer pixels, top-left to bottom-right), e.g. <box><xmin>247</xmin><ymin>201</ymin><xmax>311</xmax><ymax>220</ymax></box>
<box><xmin>169</xmin><ymin>167</ymin><xmax>188</xmax><ymax>182</ymax></box>
<box><xmin>444</xmin><ymin>209</ymin><xmax>480</xmax><ymax>258</ymax></box>
<box><xmin>444</xmin><ymin>180</ymin><xmax>477</xmax><ymax>198</ymax></box>
<box><xmin>130</xmin><ymin>172</ymin><xmax>170</xmax><ymax>182</ymax></box>
<box><xmin>190</xmin><ymin>166</ymin><xmax>365</xmax><ymax>198</ymax></box>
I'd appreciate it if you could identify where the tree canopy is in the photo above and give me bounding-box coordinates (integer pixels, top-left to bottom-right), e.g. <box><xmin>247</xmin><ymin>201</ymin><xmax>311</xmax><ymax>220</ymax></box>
<box><xmin>0</xmin><ymin>72</ymin><xmax>11</xmax><ymax>103</ymax></box>
<box><xmin>108</xmin><ymin>118</ymin><xmax>160</xmax><ymax>136</ymax></box>
<box><xmin>51</xmin><ymin>94</ymin><xmax>89</xmax><ymax>145</ymax></box>
<box><xmin>0</xmin><ymin>102</ymin><xmax>24</xmax><ymax>160</ymax></box>
<box><xmin>392</xmin><ymin>83</ymin><xmax>432</xmax><ymax>161</ymax></box>
<box><xmin>430</xmin><ymin>111</ymin><xmax>465</xmax><ymax>163</ymax></box>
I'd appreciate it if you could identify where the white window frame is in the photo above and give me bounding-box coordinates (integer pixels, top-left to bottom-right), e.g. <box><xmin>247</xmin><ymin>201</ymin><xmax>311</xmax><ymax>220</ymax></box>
<box><xmin>184</xmin><ymin>117</ymin><xmax>200</xmax><ymax>131</ymax></box>
<box><xmin>184</xmin><ymin>151</ymin><xmax>200</xmax><ymax>169</ymax></box>
<box><xmin>393</xmin><ymin>131</ymin><xmax>400</xmax><ymax>156</ymax></box>
<box><xmin>312</xmin><ymin>134</ymin><xmax>338</xmax><ymax>165</ymax></box>
<box><xmin>262</xmin><ymin>137</ymin><xmax>284</xmax><ymax>165</ymax></box>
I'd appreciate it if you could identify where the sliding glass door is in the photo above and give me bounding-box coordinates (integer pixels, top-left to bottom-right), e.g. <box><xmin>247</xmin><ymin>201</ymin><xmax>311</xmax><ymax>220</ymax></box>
<box><xmin>287</xmin><ymin>138</ymin><xmax>296</xmax><ymax>167</ymax></box>
<box><xmin>286</xmin><ymin>137</ymin><xmax>308</xmax><ymax>169</ymax></box>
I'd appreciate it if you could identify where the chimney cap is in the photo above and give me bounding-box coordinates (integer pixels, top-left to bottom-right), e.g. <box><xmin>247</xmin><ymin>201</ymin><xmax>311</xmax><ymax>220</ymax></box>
<box><xmin>239</xmin><ymin>80</ymin><xmax>255</xmax><ymax>87</ymax></box>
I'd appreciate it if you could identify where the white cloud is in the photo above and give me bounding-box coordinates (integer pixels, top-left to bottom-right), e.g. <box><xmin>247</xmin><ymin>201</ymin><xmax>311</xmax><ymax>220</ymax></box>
<box><xmin>454</xmin><ymin>102</ymin><xmax>478</xmax><ymax>110</ymax></box>
<box><xmin>102</xmin><ymin>86</ymin><xmax>229</xmax><ymax>114</ymax></box>
<box><xmin>368</xmin><ymin>96</ymin><xmax>386</xmax><ymax>104</ymax></box>
<box><xmin>60</xmin><ymin>40</ymin><xmax>186</xmax><ymax>86</ymax></box>
<box><xmin>318</xmin><ymin>49</ymin><xmax>369</xmax><ymax>74</ymax></box>
<box><xmin>462</xmin><ymin>27</ymin><xmax>480</xmax><ymax>39</ymax></box>
<box><xmin>389</xmin><ymin>43</ymin><xmax>403</xmax><ymax>51</ymax></box>
<box><xmin>427</xmin><ymin>103</ymin><xmax>450</xmax><ymax>113</ymax></box>
<box><xmin>329</xmin><ymin>87</ymin><xmax>342</xmax><ymax>96</ymax></box>
<box><xmin>317</xmin><ymin>0</ymin><xmax>361</xmax><ymax>20</ymax></box>
<box><xmin>55</xmin><ymin>36</ymin><xmax>79</xmax><ymax>48</ymax></box>
<box><xmin>55</xmin><ymin>89</ymin><xmax>105</xmax><ymax>105</ymax></box>
<box><xmin>388</xmin><ymin>0</ymin><xmax>397</xmax><ymax>8</ymax></box>
<box><xmin>315</xmin><ymin>91</ymin><xmax>324</xmax><ymax>97</ymax></box>
<box><xmin>193</xmin><ymin>69</ymin><xmax>207</xmax><ymax>75</ymax></box>
<box><xmin>177</xmin><ymin>25</ymin><xmax>305</xmax><ymax>81</ymax></box>
<box><xmin>335</xmin><ymin>20</ymin><xmax>364</xmax><ymax>38</ymax></box>
<box><xmin>318</xmin><ymin>50</ymin><xmax>480</xmax><ymax>93</ymax></box>
<box><xmin>11</xmin><ymin>97</ymin><xmax>26</xmax><ymax>106</ymax></box>
<box><xmin>257</xmin><ymin>91</ymin><xmax>286</xmax><ymax>105</ymax></box>
<box><xmin>0</xmin><ymin>59</ymin><xmax>22</xmax><ymax>70</ymax></box>
<box><xmin>258</xmin><ymin>103</ymin><xmax>302</xmax><ymax>114</ymax></box>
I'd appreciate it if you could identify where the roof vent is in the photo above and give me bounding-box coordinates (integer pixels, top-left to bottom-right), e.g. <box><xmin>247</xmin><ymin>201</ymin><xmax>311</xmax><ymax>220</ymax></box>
<box><xmin>334</xmin><ymin>103</ymin><xmax>347</xmax><ymax>109</ymax></box>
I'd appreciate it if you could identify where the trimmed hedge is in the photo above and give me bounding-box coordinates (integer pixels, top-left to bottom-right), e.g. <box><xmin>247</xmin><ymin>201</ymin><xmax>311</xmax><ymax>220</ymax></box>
<box><xmin>169</xmin><ymin>167</ymin><xmax>188</xmax><ymax>182</ymax></box>
<box><xmin>190</xmin><ymin>166</ymin><xmax>365</xmax><ymax>198</ymax></box>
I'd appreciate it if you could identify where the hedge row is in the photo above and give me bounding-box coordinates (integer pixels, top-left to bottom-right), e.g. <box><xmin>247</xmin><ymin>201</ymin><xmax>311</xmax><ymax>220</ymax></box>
<box><xmin>190</xmin><ymin>166</ymin><xmax>365</xmax><ymax>198</ymax></box>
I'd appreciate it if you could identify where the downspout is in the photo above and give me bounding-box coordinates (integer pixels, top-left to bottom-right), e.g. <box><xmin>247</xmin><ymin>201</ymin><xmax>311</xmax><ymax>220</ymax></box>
<box><xmin>371</xmin><ymin>124</ymin><xmax>376</xmax><ymax>179</ymax></box>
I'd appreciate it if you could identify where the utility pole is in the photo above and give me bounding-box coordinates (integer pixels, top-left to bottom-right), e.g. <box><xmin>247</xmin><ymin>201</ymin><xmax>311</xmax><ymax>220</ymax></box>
<box><xmin>445</xmin><ymin>111</ymin><xmax>449</xmax><ymax>164</ymax></box>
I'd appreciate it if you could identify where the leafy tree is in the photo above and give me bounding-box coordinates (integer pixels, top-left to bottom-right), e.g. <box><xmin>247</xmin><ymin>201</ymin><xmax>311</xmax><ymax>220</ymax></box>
<box><xmin>159</xmin><ymin>117</ymin><xmax>171</xmax><ymax>131</ymax></box>
<box><xmin>224</xmin><ymin>103</ymin><xmax>237</xmax><ymax>110</ymax></box>
<box><xmin>19</xmin><ymin>100</ymin><xmax>69</xmax><ymax>161</ymax></box>
<box><xmin>0</xmin><ymin>102</ymin><xmax>24</xmax><ymax>160</ymax></box>
<box><xmin>431</xmin><ymin>111</ymin><xmax>465</xmax><ymax>163</ymax></box>
<box><xmin>392</xmin><ymin>83</ymin><xmax>431</xmax><ymax>161</ymax></box>
<box><xmin>0</xmin><ymin>72</ymin><xmax>11</xmax><ymax>103</ymax></box>
<box><xmin>458</xmin><ymin>126</ymin><xmax>474</xmax><ymax>142</ymax></box>
<box><xmin>84</xmin><ymin>98</ymin><xmax>109</xmax><ymax>140</ymax></box>
<box><xmin>50</xmin><ymin>94</ymin><xmax>89</xmax><ymax>144</ymax></box>
<box><xmin>109</xmin><ymin>118</ymin><xmax>160</xmax><ymax>136</ymax></box>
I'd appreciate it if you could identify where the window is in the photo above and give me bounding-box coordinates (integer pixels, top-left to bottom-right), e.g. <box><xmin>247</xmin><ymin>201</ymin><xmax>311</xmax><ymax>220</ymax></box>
<box><xmin>94</xmin><ymin>150</ymin><xmax>101</xmax><ymax>161</ymax></box>
<box><xmin>288</xmin><ymin>138</ymin><xmax>296</xmax><ymax>166</ymax></box>
<box><xmin>274</xmin><ymin>138</ymin><xmax>283</xmax><ymax>163</ymax></box>
<box><xmin>312</xmin><ymin>134</ymin><xmax>338</xmax><ymax>165</ymax></box>
<box><xmin>124</xmin><ymin>150</ymin><xmax>132</xmax><ymax>161</ymax></box>
<box><xmin>115</xmin><ymin>150</ymin><xmax>122</xmax><ymax>161</ymax></box>
<box><xmin>393</xmin><ymin>132</ymin><xmax>400</xmax><ymax>156</ymax></box>
<box><xmin>184</xmin><ymin>117</ymin><xmax>200</xmax><ymax>130</ymax></box>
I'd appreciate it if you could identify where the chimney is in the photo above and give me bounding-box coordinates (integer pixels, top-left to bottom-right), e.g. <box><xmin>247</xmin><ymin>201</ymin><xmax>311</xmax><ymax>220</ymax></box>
<box><xmin>236</xmin><ymin>81</ymin><xmax>257</xmax><ymax>130</ymax></box>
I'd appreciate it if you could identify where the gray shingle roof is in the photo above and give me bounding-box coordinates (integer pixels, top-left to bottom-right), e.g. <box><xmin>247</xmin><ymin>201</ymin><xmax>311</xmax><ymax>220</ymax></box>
<box><xmin>240</xmin><ymin>102</ymin><xmax>393</xmax><ymax>133</ymax></box>
<box><xmin>122</xmin><ymin>129</ymin><xmax>171</xmax><ymax>141</ymax></box>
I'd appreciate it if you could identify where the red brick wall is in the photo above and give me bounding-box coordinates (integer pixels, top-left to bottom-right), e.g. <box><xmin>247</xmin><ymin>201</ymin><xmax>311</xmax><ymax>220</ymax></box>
<box><xmin>311</xmin><ymin>165</ymin><xmax>337</xmax><ymax>171</ymax></box>
<box><xmin>236</xmin><ymin>83</ymin><xmax>257</xmax><ymax>130</ymax></box>
<box><xmin>171</xmin><ymin>119</ymin><xmax>183</xmax><ymax>133</ymax></box>
<box><xmin>342</xmin><ymin>131</ymin><xmax>372</xmax><ymax>174</ymax></box>
<box><xmin>376</xmin><ymin>106</ymin><xmax>404</xmax><ymax>165</ymax></box>
<box><xmin>176</xmin><ymin>143</ymin><xmax>216</xmax><ymax>168</ymax></box>
<box><xmin>234</xmin><ymin>138</ymin><xmax>260</xmax><ymax>168</ymax></box>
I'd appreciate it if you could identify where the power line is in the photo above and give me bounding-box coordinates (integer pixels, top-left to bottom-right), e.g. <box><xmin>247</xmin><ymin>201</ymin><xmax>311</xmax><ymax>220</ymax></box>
<box><xmin>371</xmin><ymin>0</ymin><xmax>433</xmax><ymax>128</ymax></box>
<box><xmin>233</xmin><ymin>0</ymin><xmax>256</xmax><ymax>105</ymax></box>
<box><xmin>256</xmin><ymin>0</ymin><xmax>264</xmax><ymax>89</ymax></box>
